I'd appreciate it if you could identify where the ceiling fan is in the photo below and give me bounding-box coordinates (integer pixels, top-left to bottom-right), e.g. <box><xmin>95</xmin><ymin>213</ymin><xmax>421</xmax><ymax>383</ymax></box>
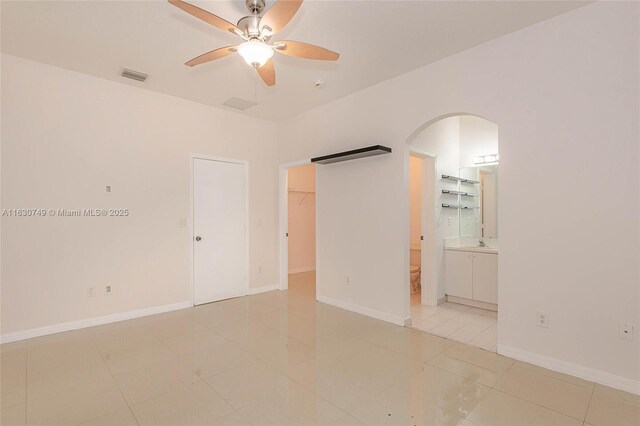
<box><xmin>168</xmin><ymin>0</ymin><xmax>340</xmax><ymax>86</ymax></box>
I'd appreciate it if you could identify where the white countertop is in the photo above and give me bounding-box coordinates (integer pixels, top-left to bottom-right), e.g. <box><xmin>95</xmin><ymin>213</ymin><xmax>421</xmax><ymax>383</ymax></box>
<box><xmin>445</xmin><ymin>245</ymin><xmax>498</xmax><ymax>254</ymax></box>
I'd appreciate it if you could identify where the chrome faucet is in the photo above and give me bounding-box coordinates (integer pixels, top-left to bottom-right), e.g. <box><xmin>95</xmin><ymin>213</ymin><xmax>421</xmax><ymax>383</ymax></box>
<box><xmin>478</xmin><ymin>239</ymin><xmax>486</xmax><ymax>247</ymax></box>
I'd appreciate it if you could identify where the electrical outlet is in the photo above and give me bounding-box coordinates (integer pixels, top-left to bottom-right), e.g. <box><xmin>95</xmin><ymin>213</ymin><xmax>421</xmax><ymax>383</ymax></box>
<box><xmin>345</xmin><ymin>276</ymin><xmax>351</xmax><ymax>285</ymax></box>
<box><xmin>448</xmin><ymin>216</ymin><xmax>452</xmax><ymax>225</ymax></box>
<box><xmin>106</xmin><ymin>185</ymin><xmax>111</xmax><ymax>193</ymax></box>
<box><xmin>105</xmin><ymin>285</ymin><xmax>112</xmax><ymax>295</ymax></box>
<box><xmin>86</xmin><ymin>287</ymin><xmax>96</xmax><ymax>297</ymax></box>
<box><xmin>536</xmin><ymin>312</ymin><xmax>549</xmax><ymax>328</ymax></box>
<box><xmin>258</xmin><ymin>265</ymin><xmax>262</xmax><ymax>273</ymax></box>
<box><xmin>620</xmin><ymin>322</ymin><xmax>633</xmax><ymax>341</ymax></box>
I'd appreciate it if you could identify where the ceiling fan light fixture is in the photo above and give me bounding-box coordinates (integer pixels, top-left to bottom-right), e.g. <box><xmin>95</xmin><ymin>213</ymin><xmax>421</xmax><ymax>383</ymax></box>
<box><xmin>237</xmin><ymin>40</ymin><xmax>274</xmax><ymax>68</ymax></box>
<box><xmin>169</xmin><ymin>0</ymin><xmax>340</xmax><ymax>86</ymax></box>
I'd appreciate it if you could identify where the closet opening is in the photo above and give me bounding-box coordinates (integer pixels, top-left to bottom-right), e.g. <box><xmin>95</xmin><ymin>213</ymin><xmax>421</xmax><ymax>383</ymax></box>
<box><xmin>279</xmin><ymin>162</ymin><xmax>317</xmax><ymax>301</ymax></box>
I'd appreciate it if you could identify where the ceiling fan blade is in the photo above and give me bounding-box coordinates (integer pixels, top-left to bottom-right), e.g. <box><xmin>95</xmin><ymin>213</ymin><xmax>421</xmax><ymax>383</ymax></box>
<box><xmin>275</xmin><ymin>41</ymin><xmax>339</xmax><ymax>61</ymax></box>
<box><xmin>185</xmin><ymin>45</ymin><xmax>237</xmax><ymax>67</ymax></box>
<box><xmin>257</xmin><ymin>59</ymin><xmax>276</xmax><ymax>86</ymax></box>
<box><xmin>168</xmin><ymin>0</ymin><xmax>239</xmax><ymax>33</ymax></box>
<box><xmin>260</xmin><ymin>0</ymin><xmax>303</xmax><ymax>35</ymax></box>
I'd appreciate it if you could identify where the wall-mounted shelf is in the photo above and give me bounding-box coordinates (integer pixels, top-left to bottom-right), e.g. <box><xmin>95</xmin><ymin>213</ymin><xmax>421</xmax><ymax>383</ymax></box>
<box><xmin>442</xmin><ymin>190</ymin><xmax>477</xmax><ymax>197</ymax></box>
<box><xmin>287</xmin><ymin>189</ymin><xmax>315</xmax><ymax>194</ymax></box>
<box><xmin>442</xmin><ymin>204</ymin><xmax>479</xmax><ymax>209</ymax></box>
<box><xmin>442</xmin><ymin>175</ymin><xmax>479</xmax><ymax>184</ymax></box>
<box><xmin>312</xmin><ymin>145</ymin><xmax>392</xmax><ymax>165</ymax></box>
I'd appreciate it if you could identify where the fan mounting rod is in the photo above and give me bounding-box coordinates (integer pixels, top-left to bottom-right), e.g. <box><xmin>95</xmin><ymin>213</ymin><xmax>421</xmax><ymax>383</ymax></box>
<box><xmin>246</xmin><ymin>0</ymin><xmax>265</xmax><ymax>15</ymax></box>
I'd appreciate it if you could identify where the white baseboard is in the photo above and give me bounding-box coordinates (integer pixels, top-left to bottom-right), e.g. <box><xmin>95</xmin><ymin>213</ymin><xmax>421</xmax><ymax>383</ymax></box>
<box><xmin>497</xmin><ymin>344</ymin><xmax>640</xmax><ymax>396</ymax></box>
<box><xmin>447</xmin><ymin>295</ymin><xmax>497</xmax><ymax>311</ymax></box>
<box><xmin>288</xmin><ymin>267</ymin><xmax>316</xmax><ymax>274</ymax></box>
<box><xmin>0</xmin><ymin>301</ymin><xmax>192</xmax><ymax>344</ymax></box>
<box><xmin>247</xmin><ymin>284</ymin><xmax>279</xmax><ymax>295</ymax></box>
<box><xmin>317</xmin><ymin>295</ymin><xmax>409</xmax><ymax>326</ymax></box>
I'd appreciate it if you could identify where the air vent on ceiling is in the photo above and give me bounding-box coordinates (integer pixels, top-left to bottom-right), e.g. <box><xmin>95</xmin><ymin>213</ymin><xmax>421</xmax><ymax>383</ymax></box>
<box><xmin>223</xmin><ymin>97</ymin><xmax>256</xmax><ymax>111</ymax></box>
<box><xmin>120</xmin><ymin>68</ymin><xmax>149</xmax><ymax>82</ymax></box>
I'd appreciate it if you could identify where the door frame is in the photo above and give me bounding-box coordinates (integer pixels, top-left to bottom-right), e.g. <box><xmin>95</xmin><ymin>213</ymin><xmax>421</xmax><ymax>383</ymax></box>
<box><xmin>189</xmin><ymin>153</ymin><xmax>250</xmax><ymax>306</ymax></box>
<box><xmin>408</xmin><ymin>149</ymin><xmax>438</xmax><ymax>308</ymax></box>
<box><xmin>278</xmin><ymin>159</ymin><xmax>313</xmax><ymax>291</ymax></box>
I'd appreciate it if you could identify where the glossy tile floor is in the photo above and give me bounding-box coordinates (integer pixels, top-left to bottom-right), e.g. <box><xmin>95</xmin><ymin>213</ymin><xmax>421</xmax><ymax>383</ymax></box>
<box><xmin>410</xmin><ymin>295</ymin><xmax>498</xmax><ymax>352</ymax></box>
<box><xmin>1</xmin><ymin>272</ymin><xmax>638</xmax><ymax>425</ymax></box>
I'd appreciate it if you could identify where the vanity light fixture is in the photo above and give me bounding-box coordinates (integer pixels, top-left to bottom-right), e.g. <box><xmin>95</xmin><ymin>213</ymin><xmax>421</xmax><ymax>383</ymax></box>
<box><xmin>473</xmin><ymin>154</ymin><xmax>499</xmax><ymax>165</ymax></box>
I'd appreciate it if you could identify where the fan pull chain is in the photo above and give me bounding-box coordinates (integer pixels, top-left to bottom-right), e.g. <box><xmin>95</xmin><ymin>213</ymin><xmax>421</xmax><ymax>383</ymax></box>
<box><xmin>252</xmin><ymin>73</ymin><xmax>259</xmax><ymax>106</ymax></box>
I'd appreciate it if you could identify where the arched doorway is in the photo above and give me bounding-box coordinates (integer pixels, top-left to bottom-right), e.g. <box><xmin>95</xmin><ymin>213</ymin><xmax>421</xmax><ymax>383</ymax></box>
<box><xmin>407</xmin><ymin>114</ymin><xmax>500</xmax><ymax>352</ymax></box>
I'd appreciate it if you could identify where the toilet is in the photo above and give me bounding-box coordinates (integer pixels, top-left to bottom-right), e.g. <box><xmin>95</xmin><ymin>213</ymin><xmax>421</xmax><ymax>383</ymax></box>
<box><xmin>410</xmin><ymin>248</ymin><xmax>421</xmax><ymax>294</ymax></box>
<box><xmin>410</xmin><ymin>264</ymin><xmax>421</xmax><ymax>294</ymax></box>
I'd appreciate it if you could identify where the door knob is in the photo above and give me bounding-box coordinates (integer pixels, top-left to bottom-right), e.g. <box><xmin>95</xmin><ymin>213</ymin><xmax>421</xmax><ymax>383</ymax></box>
<box><xmin>195</xmin><ymin>236</ymin><xmax>202</xmax><ymax>241</ymax></box>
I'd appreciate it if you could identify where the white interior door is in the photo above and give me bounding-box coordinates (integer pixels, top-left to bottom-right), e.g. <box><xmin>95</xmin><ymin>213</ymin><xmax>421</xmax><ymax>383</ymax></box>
<box><xmin>193</xmin><ymin>157</ymin><xmax>247</xmax><ymax>305</ymax></box>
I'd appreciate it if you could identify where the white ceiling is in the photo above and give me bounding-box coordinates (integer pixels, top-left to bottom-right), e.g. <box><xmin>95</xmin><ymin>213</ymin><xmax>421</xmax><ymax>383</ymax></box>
<box><xmin>1</xmin><ymin>0</ymin><xmax>587</xmax><ymax>121</ymax></box>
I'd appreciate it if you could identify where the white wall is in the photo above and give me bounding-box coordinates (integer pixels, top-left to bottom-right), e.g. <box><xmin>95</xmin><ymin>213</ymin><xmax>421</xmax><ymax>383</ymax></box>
<box><xmin>459</xmin><ymin>115</ymin><xmax>499</xmax><ymax>167</ymax></box>
<box><xmin>278</xmin><ymin>2</ymin><xmax>640</xmax><ymax>393</ymax></box>
<box><xmin>287</xmin><ymin>164</ymin><xmax>316</xmax><ymax>273</ymax></box>
<box><xmin>1</xmin><ymin>54</ymin><xmax>279</xmax><ymax>337</ymax></box>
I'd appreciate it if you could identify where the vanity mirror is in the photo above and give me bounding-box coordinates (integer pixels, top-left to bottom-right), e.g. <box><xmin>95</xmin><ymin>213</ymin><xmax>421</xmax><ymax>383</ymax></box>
<box><xmin>459</xmin><ymin>165</ymin><xmax>498</xmax><ymax>238</ymax></box>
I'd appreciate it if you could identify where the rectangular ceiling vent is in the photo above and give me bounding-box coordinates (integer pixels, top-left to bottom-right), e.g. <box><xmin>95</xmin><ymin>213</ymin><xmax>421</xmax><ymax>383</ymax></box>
<box><xmin>223</xmin><ymin>97</ymin><xmax>256</xmax><ymax>111</ymax></box>
<box><xmin>120</xmin><ymin>68</ymin><xmax>149</xmax><ymax>82</ymax></box>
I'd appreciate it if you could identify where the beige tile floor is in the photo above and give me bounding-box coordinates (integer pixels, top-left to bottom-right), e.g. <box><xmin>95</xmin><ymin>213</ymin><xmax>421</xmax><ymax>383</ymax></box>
<box><xmin>410</xmin><ymin>295</ymin><xmax>498</xmax><ymax>352</ymax></box>
<box><xmin>1</xmin><ymin>271</ymin><xmax>638</xmax><ymax>425</ymax></box>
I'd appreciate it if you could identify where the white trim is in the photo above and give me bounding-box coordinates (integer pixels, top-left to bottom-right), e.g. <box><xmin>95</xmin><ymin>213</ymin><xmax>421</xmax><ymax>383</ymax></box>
<box><xmin>317</xmin><ymin>295</ymin><xmax>409</xmax><ymax>326</ymax></box>
<box><xmin>288</xmin><ymin>267</ymin><xmax>316</xmax><ymax>274</ymax></box>
<box><xmin>0</xmin><ymin>301</ymin><xmax>191</xmax><ymax>344</ymax></box>
<box><xmin>247</xmin><ymin>284</ymin><xmax>279</xmax><ymax>295</ymax></box>
<box><xmin>190</xmin><ymin>153</ymin><xmax>250</xmax><ymax>306</ymax></box>
<box><xmin>497</xmin><ymin>344</ymin><xmax>640</xmax><ymax>396</ymax></box>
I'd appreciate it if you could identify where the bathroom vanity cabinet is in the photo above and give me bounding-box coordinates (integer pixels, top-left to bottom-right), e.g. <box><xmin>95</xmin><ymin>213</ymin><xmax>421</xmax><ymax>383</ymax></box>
<box><xmin>444</xmin><ymin>247</ymin><xmax>498</xmax><ymax>309</ymax></box>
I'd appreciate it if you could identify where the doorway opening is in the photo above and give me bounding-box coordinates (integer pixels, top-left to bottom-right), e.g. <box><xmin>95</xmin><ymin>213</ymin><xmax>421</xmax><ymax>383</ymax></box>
<box><xmin>408</xmin><ymin>152</ymin><xmax>436</xmax><ymax>308</ymax></box>
<box><xmin>280</xmin><ymin>162</ymin><xmax>317</xmax><ymax>300</ymax></box>
<box><xmin>407</xmin><ymin>114</ymin><xmax>499</xmax><ymax>352</ymax></box>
